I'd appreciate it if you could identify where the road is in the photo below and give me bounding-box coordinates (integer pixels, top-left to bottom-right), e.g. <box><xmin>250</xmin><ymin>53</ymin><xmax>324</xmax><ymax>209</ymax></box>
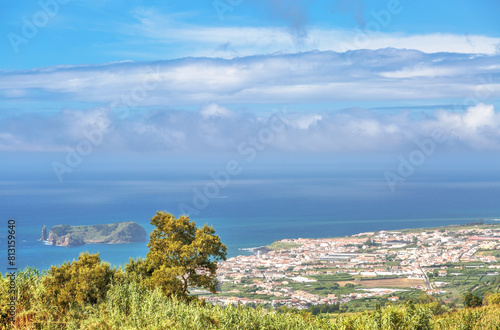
<box><xmin>418</xmin><ymin>264</ymin><xmax>433</xmax><ymax>290</ymax></box>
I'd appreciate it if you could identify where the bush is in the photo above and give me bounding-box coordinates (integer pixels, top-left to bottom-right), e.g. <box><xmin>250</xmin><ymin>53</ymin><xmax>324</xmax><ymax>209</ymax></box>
<box><xmin>463</xmin><ymin>293</ymin><xmax>482</xmax><ymax>308</ymax></box>
<box><xmin>488</xmin><ymin>292</ymin><xmax>500</xmax><ymax>305</ymax></box>
<box><xmin>42</xmin><ymin>252</ymin><xmax>118</xmax><ymax>312</ymax></box>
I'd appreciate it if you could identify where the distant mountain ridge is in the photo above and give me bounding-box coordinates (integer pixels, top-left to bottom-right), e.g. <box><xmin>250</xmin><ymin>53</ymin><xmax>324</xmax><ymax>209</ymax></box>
<box><xmin>47</xmin><ymin>222</ymin><xmax>147</xmax><ymax>246</ymax></box>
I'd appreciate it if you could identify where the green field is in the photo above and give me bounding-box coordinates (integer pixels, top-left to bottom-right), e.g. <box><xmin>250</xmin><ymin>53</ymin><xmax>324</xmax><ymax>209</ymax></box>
<box><xmin>477</xmin><ymin>250</ymin><xmax>500</xmax><ymax>257</ymax></box>
<box><xmin>267</xmin><ymin>241</ymin><xmax>303</xmax><ymax>251</ymax></box>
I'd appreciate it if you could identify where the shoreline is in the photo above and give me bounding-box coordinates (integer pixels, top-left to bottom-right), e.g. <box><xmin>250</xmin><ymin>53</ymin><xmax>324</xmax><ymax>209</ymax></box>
<box><xmin>8</xmin><ymin>218</ymin><xmax>499</xmax><ymax>271</ymax></box>
<box><xmin>240</xmin><ymin>219</ymin><xmax>497</xmax><ymax>256</ymax></box>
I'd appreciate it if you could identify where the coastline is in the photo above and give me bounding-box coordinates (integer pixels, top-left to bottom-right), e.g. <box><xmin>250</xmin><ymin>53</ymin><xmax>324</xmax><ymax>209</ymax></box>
<box><xmin>6</xmin><ymin>218</ymin><xmax>498</xmax><ymax>271</ymax></box>
<box><xmin>241</xmin><ymin>219</ymin><xmax>496</xmax><ymax>256</ymax></box>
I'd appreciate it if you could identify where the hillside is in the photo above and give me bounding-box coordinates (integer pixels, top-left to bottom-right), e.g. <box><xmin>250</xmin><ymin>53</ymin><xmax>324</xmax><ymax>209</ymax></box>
<box><xmin>47</xmin><ymin>222</ymin><xmax>147</xmax><ymax>246</ymax></box>
<box><xmin>2</xmin><ymin>269</ymin><xmax>500</xmax><ymax>329</ymax></box>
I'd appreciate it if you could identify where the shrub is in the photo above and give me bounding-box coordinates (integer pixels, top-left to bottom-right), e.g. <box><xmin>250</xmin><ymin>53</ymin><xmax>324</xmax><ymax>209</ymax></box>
<box><xmin>42</xmin><ymin>252</ymin><xmax>117</xmax><ymax>312</ymax></box>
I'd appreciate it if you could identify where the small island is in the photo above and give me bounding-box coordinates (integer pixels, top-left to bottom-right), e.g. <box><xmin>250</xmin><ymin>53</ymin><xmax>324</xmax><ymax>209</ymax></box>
<box><xmin>46</xmin><ymin>222</ymin><xmax>147</xmax><ymax>246</ymax></box>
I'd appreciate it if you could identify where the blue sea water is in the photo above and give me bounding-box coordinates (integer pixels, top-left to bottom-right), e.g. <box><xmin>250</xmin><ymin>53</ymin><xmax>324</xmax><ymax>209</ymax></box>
<box><xmin>2</xmin><ymin>155</ymin><xmax>500</xmax><ymax>271</ymax></box>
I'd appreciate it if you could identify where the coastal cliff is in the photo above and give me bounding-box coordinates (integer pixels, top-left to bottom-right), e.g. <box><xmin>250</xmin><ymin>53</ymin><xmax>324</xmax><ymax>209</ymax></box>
<box><xmin>39</xmin><ymin>225</ymin><xmax>47</xmax><ymax>241</ymax></box>
<box><xmin>48</xmin><ymin>222</ymin><xmax>147</xmax><ymax>246</ymax></box>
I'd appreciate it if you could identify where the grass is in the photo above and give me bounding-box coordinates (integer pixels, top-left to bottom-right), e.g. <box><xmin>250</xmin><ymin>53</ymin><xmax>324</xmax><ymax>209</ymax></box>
<box><xmin>267</xmin><ymin>241</ymin><xmax>303</xmax><ymax>251</ymax></box>
<box><xmin>3</xmin><ymin>269</ymin><xmax>500</xmax><ymax>329</ymax></box>
<box><xmin>335</xmin><ymin>278</ymin><xmax>425</xmax><ymax>289</ymax></box>
<box><xmin>394</xmin><ymin>222</ymin><xmax>500</xmax><ymax>234</ymax></box>
<box><xmin>310</xmin><ymin>274</ymin><xmax>355</xmax><ymax>282</ymax></box>
<box><xmin>476</xmin><ymin>250</ymin><xmax>500</xmax><ymax>257</ymax></box>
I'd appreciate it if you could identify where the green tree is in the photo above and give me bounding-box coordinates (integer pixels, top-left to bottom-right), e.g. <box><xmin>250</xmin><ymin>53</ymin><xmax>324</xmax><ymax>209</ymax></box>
<box><xmin>487</xmin><ymin>292</ymin><xmax>500</xmax><ymax>305</ymax></box>
<box><xmin>483</xmin><ymin>291</ymin><xmax>491</xmax><ymax>306</ymax></box>
<box><xmin>129</xmin><ymin>211</ymin><xmax>227</xmax><ymax>299</ymax></box>
<box><xmin>417</xmin><ymin>293</ymin><xmax>435</xmax><ymax>304</ymax></box>
<box><xmin>464</xmin><ymin>292</ymin><xmax>482</xmax><ymax>308</ymax></box>
<box><xmin>42</xmin><ymin>252</ymin><xmax>117</xmax><ymax>312</ymax></box>
<box><xmin>493</xmin><ymin>274</ymin><xmax>500</xmax><ymax>288</ymax></box>
<box><xmin>365</xmin><ymin>238</ymin><xmax>377</xmax><ymax>247</ymax></box>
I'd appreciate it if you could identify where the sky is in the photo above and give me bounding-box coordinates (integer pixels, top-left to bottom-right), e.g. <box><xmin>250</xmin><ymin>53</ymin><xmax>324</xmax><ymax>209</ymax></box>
<box><xmin>1</xmin><ymin>0</ymin><xmax>500</xmax><ymax>167</ymax></box>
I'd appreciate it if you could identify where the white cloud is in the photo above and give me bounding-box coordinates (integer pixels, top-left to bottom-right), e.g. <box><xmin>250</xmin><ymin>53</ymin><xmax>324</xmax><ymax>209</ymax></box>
<box><xmin>288</xmin><ymin>113</ymin><xmax>322</xmax><ymax>129</ymax></box>
<box><xmin>0</xmin><ymin>49</ymin><xmax>498</xmax><ymax>107</ymax></box>
<box><xmin>434</xmin><ymin>103</ymin><xmax>500</xmax><ymax>150</ymax></box>
<box><xmin>123</xmin><ymin>9</ymin><xmax>500</xmax><ymax>58</ymax></box>
<box><xmin>380</xmin><ymin>66</ymin><xmax>459</xmax><ymax>78</ymax></box>
<box><xmin>2</xmin><ymin>103</ymin><xmax>500</xmax><ymax>153</ymax></box>
<box><xmin>200</xmin><ymin>102</ymin><xmax>235</xmax><ymax>118</ymax></box>
<box><xmin>463</xmin><ymin>103</ymin><xmax>495</xmax><ymax>129</ymax></box>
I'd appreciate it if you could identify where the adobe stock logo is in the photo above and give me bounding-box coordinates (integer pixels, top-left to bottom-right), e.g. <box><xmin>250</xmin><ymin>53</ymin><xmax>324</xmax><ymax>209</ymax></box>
<box><xmin>7</xmin><ymin>0</ymin><xmax>72</xmax><ymax>54</ymax></box>
<box><xmin>384</xmin><ymin>128</ymin><xmax>450</xmax><ymax>193</ymax></box>
<box><xmin>51</xmin><ymin>66</ymin><xmax>161</xmax><ymax>183</ymax></box>
<box><xmin>213</xmin><ymin>0</ymin><xmax>243</xmax><ymax>21</ymax></box>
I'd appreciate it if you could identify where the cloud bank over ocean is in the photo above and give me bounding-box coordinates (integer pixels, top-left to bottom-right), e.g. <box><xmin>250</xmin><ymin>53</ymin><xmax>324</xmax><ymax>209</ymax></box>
<box><xmin>1</xmin><ymin>48</ymin><xmax>498</xmax><ymax>155</ymax></box>
<box><xmin>1</xmin><ymin>103</ymin><xmax>499</xmax><ymax>154</ymax></box>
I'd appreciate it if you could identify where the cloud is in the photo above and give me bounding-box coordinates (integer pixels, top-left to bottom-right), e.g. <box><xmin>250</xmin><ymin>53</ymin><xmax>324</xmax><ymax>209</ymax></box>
<box><xmin>200</xmin><ymin>103</ymin><xmax>235</xmax><ymax>118</ymax></box>
<box><xmin>0</xmin><ymin>49</ymin><xmax>499</xmax><ymax>108</ymax></box>
<box><xmin>2</xmin><ymin>103</ymin><xmax>500</xmax><ymax>154</ymax></box>
<box><xmin>0</xmin><ymin>109</ymin><xmax>112</xmax><ymax>152</ymax></box>
<box><xmin>434</xmin><ymin>103</ymin><xmax>500</xmax><ymax>149</ymax></box>
<box><xmin>287</xmin><ymin>113</ymin><xmax>322</xmax><ymax>129</ymax></box>
<box><xmin>121</xmin><ymin>9</ymin><xmax>500</xmax><ymax>59</ymax></box>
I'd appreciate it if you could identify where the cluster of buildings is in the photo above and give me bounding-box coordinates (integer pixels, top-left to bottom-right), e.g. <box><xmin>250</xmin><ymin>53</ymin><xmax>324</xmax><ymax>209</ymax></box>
<box><xmin>203</xmin><ymin>288</ymin><xmax>402</xmax><ymax>309</ymax></box>
<box><xmin>209</xmin><ymin>225</ymin><xmax>500</xmax><ymax>308</ymax></box>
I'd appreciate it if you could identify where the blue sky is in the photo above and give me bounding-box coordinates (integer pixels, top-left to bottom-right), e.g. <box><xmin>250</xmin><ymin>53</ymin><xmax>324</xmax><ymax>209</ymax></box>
<box><xmin>1</xmin><ymin>0</ymin><xmax>500</xmax><ymax>70</ymax></box>
<box><xmin>1</xmin><ymin>0</ymin><xmax>499</xmax><ymax>157</ymax></box>
<box><xmin>0</xmin><ymin>0</ymin><xmax>500</xmax><ymax>70</ymax></box>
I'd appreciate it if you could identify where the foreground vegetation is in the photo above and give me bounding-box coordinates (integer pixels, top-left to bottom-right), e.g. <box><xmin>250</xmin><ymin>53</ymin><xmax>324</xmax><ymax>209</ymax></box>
<box><xmin>2</xmin><ymin>269</ymin><xmax>500</xmax><ymax>329</ymax></box>
<box><xmin>2</xmin><ymin>213</ymin><xmax>500</xmax><ymax>329</ymax></box>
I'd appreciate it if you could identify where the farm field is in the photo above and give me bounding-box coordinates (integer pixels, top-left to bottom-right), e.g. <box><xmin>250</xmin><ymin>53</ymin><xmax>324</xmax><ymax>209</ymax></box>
<box><xmin>336</xmin><ymin>278</ymin><xmax>425</xmax><ymax>288</ymax></box>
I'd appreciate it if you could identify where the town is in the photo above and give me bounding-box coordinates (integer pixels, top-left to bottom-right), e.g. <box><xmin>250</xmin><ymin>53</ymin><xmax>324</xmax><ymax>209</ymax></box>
<box><xmin>201</xmin><ymin>222</ymin><xmax>500</xmax><ymax>311</ymax></box>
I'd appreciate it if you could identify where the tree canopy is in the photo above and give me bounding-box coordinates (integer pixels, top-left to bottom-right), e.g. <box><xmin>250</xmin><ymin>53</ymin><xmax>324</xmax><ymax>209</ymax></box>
<box><xmin>42</xmin><ymin>252</ymin><xmax>117</xmax><ymax>312</ymax></box>
<box><xmin>464</xmin><ymin>293</ymin><xmax>482</xmax><ymax>308</ymax></box>
<box><xmin>127</xmin><ymin>211</ymin><xmax>227</xmax><ymax>299</ymax></box>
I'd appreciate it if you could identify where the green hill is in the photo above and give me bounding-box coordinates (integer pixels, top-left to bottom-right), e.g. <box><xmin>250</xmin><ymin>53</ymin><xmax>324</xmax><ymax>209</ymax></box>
<box><xmin>48</xmin><ymin>222</ymin><xmax>147</xmax><ymax>246</ymax></box>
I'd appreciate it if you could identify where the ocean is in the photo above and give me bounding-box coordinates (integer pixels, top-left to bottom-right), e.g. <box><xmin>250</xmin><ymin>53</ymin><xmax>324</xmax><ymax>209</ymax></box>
<box><xmin>2</xmin><ymin>155</ymin><xmax>500</xmax><ymax>271</ymax></box>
